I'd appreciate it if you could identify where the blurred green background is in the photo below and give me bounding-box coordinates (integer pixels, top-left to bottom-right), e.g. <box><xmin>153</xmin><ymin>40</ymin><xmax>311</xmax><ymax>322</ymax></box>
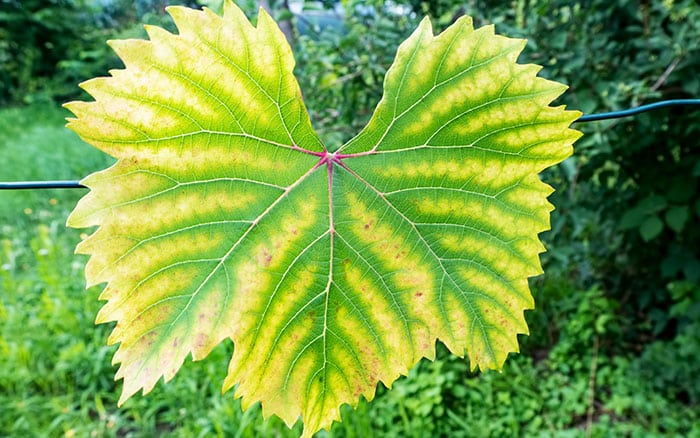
<box><xmin>1</xmin><ymin>0</ymin><xmax>700</xmax><ymax>436</ymax></box>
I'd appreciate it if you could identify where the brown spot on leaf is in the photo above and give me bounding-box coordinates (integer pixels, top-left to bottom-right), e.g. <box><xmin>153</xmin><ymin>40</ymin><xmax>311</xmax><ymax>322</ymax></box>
<box><xmin>414</xmin><ymin>291</ymin><xmax>423</xmax><ymax>298</ymax></box>
<box><xmin>195</xmin><ymin>333</ymin><xmax>208</xmax><ymax>349</ymax></box>
<box><xmin>261</xmin><ymin>251</ymin><xmax>272</xmax><ymax>266</ymax></box>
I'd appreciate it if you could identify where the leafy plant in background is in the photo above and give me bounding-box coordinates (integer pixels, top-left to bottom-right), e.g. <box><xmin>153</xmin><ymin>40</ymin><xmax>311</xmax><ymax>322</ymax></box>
<box><xmin>0</xmin><ymin>0</ymin><xmax>203</xmax><ymax>105</ymax></box>
<box><xmin>63</xmin><ymin>1</ymin><xmax>581</xmax><ymax>435</ymax></box>
<box><xmin>293</xmin><ymin>0</ymin><xmax>418</xmax><ymax>145</ymax></box>
<box><xmin>2</xmin><ymin>1</ymin><xmax>700</xmax><ymax>436</ymax></box>
<box><xmin>511</xmin><ymin>0</ymin><xmax>700</xmax><ymax>323</ymax></box>
<box><xmin>403</xmin><ymin>0</ymin><xmax>700</xmax><ymax>382</ymax></box>
<box><xmin>309</xmin><ymin>0</ymin><xmax>700</xmax><ymax>342</ymax></box>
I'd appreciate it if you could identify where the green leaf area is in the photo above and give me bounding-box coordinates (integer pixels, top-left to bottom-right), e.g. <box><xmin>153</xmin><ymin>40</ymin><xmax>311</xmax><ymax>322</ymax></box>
<box><xmin>65</xmin><ymin>2</ymin><xmax>581</xmax><ymax>436</ymax></box>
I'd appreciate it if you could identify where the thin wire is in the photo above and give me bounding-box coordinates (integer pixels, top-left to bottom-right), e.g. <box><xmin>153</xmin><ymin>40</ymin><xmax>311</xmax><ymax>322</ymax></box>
<box><xmin>0</xmin><ymin>181</ymin><xmax>85</xmax><ymax>190</ymax></box>
<box><xmin>0</xmin><ymin>99</ymin><xmax>698</xmax><ymax>190</ymax></box>
<box><xmin>575</xmin><ymin>99</ymin><xmax>700</xmax><ymax>122</ymax></box>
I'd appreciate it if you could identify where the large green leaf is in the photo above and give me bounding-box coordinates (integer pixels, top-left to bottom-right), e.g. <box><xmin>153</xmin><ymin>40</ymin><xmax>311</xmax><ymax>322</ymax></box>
<box><xmin>65</xmin><ymin>2</ymin><xmax>581</xmax><ymax>436</ymax></box>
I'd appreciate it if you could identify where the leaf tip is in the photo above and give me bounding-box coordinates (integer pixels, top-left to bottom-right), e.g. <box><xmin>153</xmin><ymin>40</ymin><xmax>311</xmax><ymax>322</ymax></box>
<box><xmin>163</xmin><ymin>3</ymin><xmax>188</xmax><ymax>15</ymax></box>
<box><xmin>61</xmin><ymin>100</ymin><xmax>75</xmax><ymax>113</ymax></box>
<box><xmin>452</xmin><ymin>13</ymin><xmax>474</xmax><ymax>30</ymax></box>
<box><xmin>116</xmin><ymin>382</ymin><xmax>141</xmax><ymax>409</ymax></box>
<box><xmin>62</xmin><ymin>100</ymin><xmax>86</xmax><ymax>119</ymax></box>
<box><xmin>104</xmin><ymin>38</ymin><xmax>118</xmax><ymax>50</ymax></box>
<box><xmin>142</xmin><ymin>23</ymin><xmax>167</xmax><ymax>39</ymax></box>
<box><xmin>94</xmin><ymin>305</ymin><xmax>111</xmax><ymax>325</ymax></box>
<box><xmin>255</xmin><ymin>3</ymin><xmax>285</xmax><ymax>40</ymax></box>
<box><xmin>65</xmin><ymin>208</ymin><xmax>81</xmax><ymax>230</ymax></box>
<box><xmin>417</xmin><ymin>14</ymin><xmax>434</xmax><ymax>37</ymax></box>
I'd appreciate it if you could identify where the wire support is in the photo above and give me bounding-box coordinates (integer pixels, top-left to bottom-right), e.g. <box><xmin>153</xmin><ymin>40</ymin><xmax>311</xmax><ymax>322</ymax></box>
<box><xmin>575</xmin><ymin>99</ymin><xmax>700</xmax><ymax>122</ymax></box>
<box><xmin>0</xmin><ymin>181</ymin><xmax>86</xmax><ymax>190</ymax></box>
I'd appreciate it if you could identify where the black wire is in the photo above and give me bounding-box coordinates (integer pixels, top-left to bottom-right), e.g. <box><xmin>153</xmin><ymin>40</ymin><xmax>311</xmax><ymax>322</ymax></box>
<box><xmin>575</xmin><ymin>99</ymin><xmax>700</xmax><ymax>122</ymax></box>
<box><xmin>1</xmin><ymin>99</ymin><xmax>698</xmax><ymax>191</ymax></box>
<box><xmin>0</xmin><ymin>181</ymin><xmax>86</xmax><ymax>190</ymax></box>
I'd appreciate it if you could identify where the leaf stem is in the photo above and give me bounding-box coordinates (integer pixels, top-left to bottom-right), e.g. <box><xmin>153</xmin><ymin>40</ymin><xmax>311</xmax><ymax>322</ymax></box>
<box><xmin>292</xmin><ymin>143</ymin><xmax>327</xmax><ymax>157</ymax></box>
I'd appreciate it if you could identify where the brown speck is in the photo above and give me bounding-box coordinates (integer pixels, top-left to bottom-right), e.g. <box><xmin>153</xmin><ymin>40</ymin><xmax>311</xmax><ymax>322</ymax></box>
<box><xmin>414</xmin><ymin>291</ymin><xmax>423</xmax><ymax>298</ymax></box>
<box><xmin>262</xmin><ymin>251</ymin><xmax>272</xmax><ymax>266</ymax></box>
<box><xmin>172</xmin><ymin>339</ymin><xmax>178</xmax><ymax>347</ymax></box>
<box><xmin>195</xmin><ymin>333</ymin><xmax>207</xmax><ymax>348</ymax></box>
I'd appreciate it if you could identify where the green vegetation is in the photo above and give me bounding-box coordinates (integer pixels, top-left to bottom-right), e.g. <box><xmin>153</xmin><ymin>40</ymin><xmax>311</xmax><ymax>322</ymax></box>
<box><xmin>2</xmin><ymin>162</ymin><xmax>699</xmax><ymax>436</ymax></box>
<box><xmin>2</xmin><ymin>0</ymin><xmax>700</xmax><ymax>436</ymax></box>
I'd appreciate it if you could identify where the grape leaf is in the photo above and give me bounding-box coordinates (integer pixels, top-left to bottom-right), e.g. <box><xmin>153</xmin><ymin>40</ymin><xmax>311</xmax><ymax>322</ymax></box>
<box><xmin>65</xmin><ymin>2</ymin><xmax>581</xmax><ymax>436</ymax></box>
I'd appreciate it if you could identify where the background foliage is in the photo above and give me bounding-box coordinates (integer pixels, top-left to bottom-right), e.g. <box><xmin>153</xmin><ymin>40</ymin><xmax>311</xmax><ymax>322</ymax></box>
<box><xmin>1</xmin><ymin>0</ymin><xmax>699</xmax><ymax>435</ymax></box>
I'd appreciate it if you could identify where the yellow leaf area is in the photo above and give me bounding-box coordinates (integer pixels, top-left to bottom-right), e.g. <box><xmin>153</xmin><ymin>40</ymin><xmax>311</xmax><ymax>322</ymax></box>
<box><xmin>65</xmin><ymin>1</ymin><xmax>582</xmax><ymax>437</ymax></box>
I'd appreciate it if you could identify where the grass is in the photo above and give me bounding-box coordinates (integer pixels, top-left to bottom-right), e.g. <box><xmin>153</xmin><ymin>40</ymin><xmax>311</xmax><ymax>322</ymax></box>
<box><xmin>0</xmin><ymin>104</ymin><xmax>112</xmax><ymax>222</ymax></box>
<box><xmin>0</xmin><ymin>104</ymin><xmax>302</xmax><ymax>437</ymax></box>
<box><xmin>1</xmin><ymin>104</ymin><xmax>699</xmax><ymax>437</ymax></box>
